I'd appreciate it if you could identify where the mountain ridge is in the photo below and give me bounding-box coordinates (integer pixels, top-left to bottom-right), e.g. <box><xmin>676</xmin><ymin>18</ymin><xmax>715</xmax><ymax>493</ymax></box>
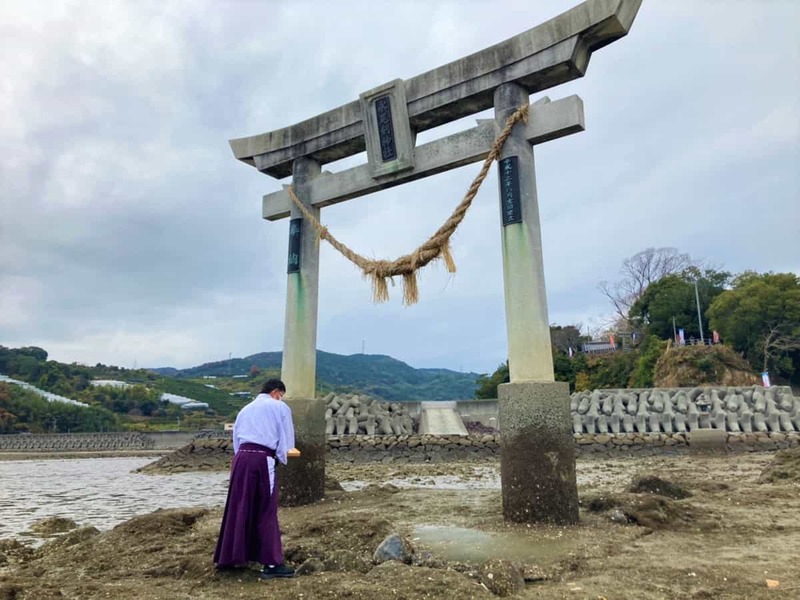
<box><xmin>150</xmin><ymin>350</ymin><xmax>481</xmax><ymax>401</ymax></box>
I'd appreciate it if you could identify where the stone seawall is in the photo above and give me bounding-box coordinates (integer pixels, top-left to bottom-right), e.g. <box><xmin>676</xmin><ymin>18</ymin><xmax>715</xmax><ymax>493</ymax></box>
<box><xmin>0</xmin><ymin>431</ymin><xmax>198</xmax><ymax>452</ymax></box>
<box><xmin>0</xmin><ymin>432</ymin><xmax>156</xmax><ymax>452</ymax></box>
<box><xmin>3</xmin><ymin>430</ymin><xmax>798</xmax><ymax>460</ymax></box>
<box><xmin>328</xmin><ymin>432</ymin><xmax>800</xmax><ymax>463</ymax></box>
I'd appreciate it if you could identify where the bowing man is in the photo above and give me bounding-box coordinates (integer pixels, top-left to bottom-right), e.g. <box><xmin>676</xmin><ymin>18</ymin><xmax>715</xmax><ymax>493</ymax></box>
<box><xmin>213</xmin><ymin>378</ymin><xmax>296</xmax><ymax>579</ymax></box>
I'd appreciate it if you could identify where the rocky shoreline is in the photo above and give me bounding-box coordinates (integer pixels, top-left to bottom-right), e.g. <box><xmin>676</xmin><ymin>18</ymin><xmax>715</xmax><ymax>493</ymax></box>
<box><xmin>129</xmin><ymin>431</ymin><xmax>800</xmax><ymax>475</ymax></box>
<box><xmin>2</xmin><ymin>450</ymin><xmax>799</xmax><ymax>599</ymax></box>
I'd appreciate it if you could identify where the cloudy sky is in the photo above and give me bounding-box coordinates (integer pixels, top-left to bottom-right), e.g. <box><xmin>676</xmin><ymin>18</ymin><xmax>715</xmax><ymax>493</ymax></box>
<box><xmin>1</xmin><ymin>0</ymin><xmax>798</xmax><ymax>375</ymax></box>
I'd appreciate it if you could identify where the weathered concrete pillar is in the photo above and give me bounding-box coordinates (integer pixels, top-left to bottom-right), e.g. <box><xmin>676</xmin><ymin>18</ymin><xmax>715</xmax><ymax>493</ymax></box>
<box><xmin>495</xmin><ymin>84</ymin><xmax>554</xmax><ymax>381</ymax></box>
<box><xmin>499</xmin><ymin>382</ymin><xmax>578</xmax><ymax>523</ymax></box>
<box><xmin>494</xmin><ymin>83</ymin><xmax>578</xmax><ymax>524</ymax></box>
<box><xmin>279</xmin><ymin>156</ymin><xmax>325</xmax><ymax>506</ymax></box>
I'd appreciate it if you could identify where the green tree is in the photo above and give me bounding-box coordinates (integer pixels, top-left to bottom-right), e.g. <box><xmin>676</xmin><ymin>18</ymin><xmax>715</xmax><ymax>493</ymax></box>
<box><xmin>629</xmin><ymin>269</ymin><xmax>730</xmax><ymax>341</ymax></box>
<box><xmin>630</xmin><ymin>335</ymin><xmax>667</xmax><ymax>387</ymax></box>
<box><xmin>584</xmin><ymin>352</ymin><xmax>638</xmax><ymax>389</ymax></box>
<box><xmin>0</xmin><ymin>382</ymin><xmax>118</xmax><ymax>433</ymax></box>
<box><xmin>574</xmin><ymin>371</ymin><xmax>591</xmax><ymax>392</ymax></box>
<box><xmin>475</xmin><ymin>361</ymin><xmax>509</xmax><ymax>399</ymax></box>
<box><xmin>17</xmin><ymin>346</ymin><xmax>48</xmax><ymax>361</ymax></box>
<box><xmin>708</xmin><ymin>272</ymin><xmax>800</xmax><ymax>381</ymax></box>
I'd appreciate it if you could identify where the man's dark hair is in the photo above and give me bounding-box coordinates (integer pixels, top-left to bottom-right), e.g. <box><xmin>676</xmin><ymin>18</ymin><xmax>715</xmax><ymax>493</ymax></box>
<box><xmin>261</xmin><ymin>379</ymin><xmax>286</xmax><ymax>394</ymax></box>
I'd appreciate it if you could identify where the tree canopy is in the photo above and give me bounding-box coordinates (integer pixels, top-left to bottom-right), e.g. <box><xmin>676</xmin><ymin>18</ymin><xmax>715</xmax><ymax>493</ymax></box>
<box><xmin>708</xmin><ymin>272</ymin><xmax>800</xmax><ymax>380</ymax></box>
<box><xmin>628</xmin><ymin>268</ymin><xmax>730</xmax><ymax>341</ymax></box>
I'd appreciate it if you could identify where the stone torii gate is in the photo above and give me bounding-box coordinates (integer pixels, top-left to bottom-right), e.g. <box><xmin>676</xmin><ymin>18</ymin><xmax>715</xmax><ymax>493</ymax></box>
<box><xmin>230</xmin><ymin>0</ymin><xmax>641</xmax><ymax>523</ymax></box>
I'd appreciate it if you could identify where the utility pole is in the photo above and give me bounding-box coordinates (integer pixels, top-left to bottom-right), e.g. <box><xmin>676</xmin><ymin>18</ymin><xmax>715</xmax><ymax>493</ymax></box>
<box><xmin>694</xmin><ymin>279</ymin><xmax>705</xmax><ymax>344</ymax></box>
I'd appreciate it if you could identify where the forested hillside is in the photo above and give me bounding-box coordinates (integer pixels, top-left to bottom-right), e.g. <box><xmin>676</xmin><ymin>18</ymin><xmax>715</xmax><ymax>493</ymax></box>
<box><xmin>153</xmin><ymin>350</ymin><xmax>480</xmax><ymax>401</ymax></box>
<box><xmin>0</xmin><ymin>345</ymin><xmax>481</xmax><ymax>433</ymax></box>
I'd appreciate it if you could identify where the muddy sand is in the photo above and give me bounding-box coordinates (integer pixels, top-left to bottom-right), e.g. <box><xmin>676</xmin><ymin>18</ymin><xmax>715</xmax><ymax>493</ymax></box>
<box><xmin>1</xmin><ymin>450</ymin><xmax>799</xmax><ymax>599</ymax></box>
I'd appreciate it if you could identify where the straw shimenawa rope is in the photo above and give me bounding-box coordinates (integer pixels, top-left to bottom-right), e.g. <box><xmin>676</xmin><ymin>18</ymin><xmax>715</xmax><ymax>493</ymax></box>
<box><xmin>287</xmin><ymin>103</ymin><xmax>529</xmax><ymax>305</ymax></box>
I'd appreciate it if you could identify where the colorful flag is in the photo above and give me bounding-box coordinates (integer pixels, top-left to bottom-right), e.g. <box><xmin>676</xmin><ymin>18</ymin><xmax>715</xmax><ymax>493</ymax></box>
<box><xmin>712</xmin><ymin>330</ymin><xmax>720</xmax><ymax>344</ymax></box>
<box><xmin>568</xmin><ymin>346</ymin><xmax>574</xmax><ymax>358</ymax></box>
<box><xmin>762</xmin><ymin>371</ymin><xmax>771</xmax><ymax>388</ymax></box>
<box><xmin>609</xmin><ymin>334</ymin><xmax>615</xmax><ymax>349</ymax></box>
<box><xmin>678</xmin><ymin>328</ymin><xmax>685</xmax><ymax>346</ymax></box>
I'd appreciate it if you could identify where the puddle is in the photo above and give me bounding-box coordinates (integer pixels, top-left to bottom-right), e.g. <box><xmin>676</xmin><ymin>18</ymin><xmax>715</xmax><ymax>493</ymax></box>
<box><xmin>412</xmin><ymin>524</ymin><xmax>577</xmax><ymax>563</ymax></box>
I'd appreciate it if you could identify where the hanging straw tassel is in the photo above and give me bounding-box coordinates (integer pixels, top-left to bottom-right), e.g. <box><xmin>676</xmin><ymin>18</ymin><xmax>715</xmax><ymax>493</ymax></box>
<box><xmin>371</xmin><ymin>274</ymin><xmax>390</xmax><ymax>303</ymax></box>
<box><xmin>440</xmin><ymin>243</ymin><xmax>457</xmax><ymax>274</ymax></box>
<box><xmin>402</xmin><ymin>272</ymin><xmax>419</xmax><ymax>305</ymax></box>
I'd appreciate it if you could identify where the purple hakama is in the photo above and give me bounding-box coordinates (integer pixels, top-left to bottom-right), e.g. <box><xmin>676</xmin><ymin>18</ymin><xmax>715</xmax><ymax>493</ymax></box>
<box><xmin>213</xmin><ymin>442</ymin><xmax>283</xmax><ymax>567</ymax></box>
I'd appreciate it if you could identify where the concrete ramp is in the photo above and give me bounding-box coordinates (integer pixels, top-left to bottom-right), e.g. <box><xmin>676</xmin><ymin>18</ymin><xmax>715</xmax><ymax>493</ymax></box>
<box><xmin>419</xmin><ymin>401</ymin><xmax>468</xmax><ymax>436</ymax></box>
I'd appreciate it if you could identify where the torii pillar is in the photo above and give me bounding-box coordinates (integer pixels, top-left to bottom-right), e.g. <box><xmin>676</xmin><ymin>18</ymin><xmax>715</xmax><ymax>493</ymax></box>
<box><xmin>495</xmin><ymin>84</ymin><xmax>577</xmax><ymax>524</ymax></box>
<box><xmin>278</xmin><ymin>156</ymin><xmax>327</xmax><ymax>506</ymax></box>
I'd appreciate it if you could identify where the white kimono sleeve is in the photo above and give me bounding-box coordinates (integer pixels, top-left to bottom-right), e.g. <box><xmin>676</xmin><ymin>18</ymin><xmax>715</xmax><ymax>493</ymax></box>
<box><xmin>274</xmin><ymin>402</ymin><xmax>295</xmax><ymax>465</ymax></box>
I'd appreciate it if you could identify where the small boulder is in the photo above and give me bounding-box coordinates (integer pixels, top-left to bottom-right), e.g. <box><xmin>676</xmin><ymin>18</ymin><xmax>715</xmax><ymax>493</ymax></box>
<box><xmin>478</xmin><ymin>558</ymin><xmax>525</xmax><ymax>597</ymax></box>
<box><xmin>609</xmin><ymin>508</ymin><xmax>629</xmax><ymax>524</ymax></box>
<box><xmin>372</xmin><ymin>533</ymin><xmax>414</xmax><ymax>565</ymax></box>
<box><xmin>295</xmin><ymin>557</ymin><xmax>325</xmax><ymax>576</ymax></box>
<box><xmin>29</xmin><ymin>516</ymin><xmax>79</xmax><ymax>535</ymax></box>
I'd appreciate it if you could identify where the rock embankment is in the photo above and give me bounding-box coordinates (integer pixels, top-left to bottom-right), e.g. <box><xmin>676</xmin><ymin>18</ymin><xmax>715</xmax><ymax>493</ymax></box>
<box><xmin>324</xmin><ymin>393</ymin><xmax>416</xmax><ymax>436</ymax></box>
<box><xmin>136</xmin><ymin>439</ymin><xmax>233</xmax><ymax>474</ymax></box>
<box><xmin>571</xmin><ymin>385</ymin><xmax>799</xmax><ymax>435</ymax></box>
<box><xmin>136</xmin><ymin>431</ymin><xmax>800</xmax><ymax>473</ymax></box>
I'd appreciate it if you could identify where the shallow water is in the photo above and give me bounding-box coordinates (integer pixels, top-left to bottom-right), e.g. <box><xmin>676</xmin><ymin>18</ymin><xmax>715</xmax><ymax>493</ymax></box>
<box><xmin>412</xmin><ymin>524</ymin><xmax>578</xmax><ymax>563</ymax></box>
<box><xmin>0</xmin><ymin>457</ymin><xmax>229</xmax><ymax>540</ymax></box>
<box><xmin>0</xmin><ymin>457</ymin><xmax>633</xmax><ymax>543</ymax></box>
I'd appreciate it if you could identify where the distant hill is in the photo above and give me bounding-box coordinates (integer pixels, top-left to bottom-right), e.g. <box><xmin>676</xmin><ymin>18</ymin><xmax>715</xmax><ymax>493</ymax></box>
<box><xmin>151</xmin><ymin>350</ymin><xmax>481</xmax><ymax>401</ymax></box>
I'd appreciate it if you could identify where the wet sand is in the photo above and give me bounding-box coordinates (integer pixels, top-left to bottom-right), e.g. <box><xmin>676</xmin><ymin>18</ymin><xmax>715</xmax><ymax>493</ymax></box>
<box><xmin>1</xmin><ymin>451</ymin><xmax>799</xmax><ymax>599</ymax></box>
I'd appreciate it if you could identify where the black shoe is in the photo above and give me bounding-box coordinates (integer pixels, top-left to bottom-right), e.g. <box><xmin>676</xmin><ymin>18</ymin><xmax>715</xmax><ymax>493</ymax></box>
<box><xmin>260</xmin><ymin>564</ymin><xmax>295</xmax><ymax>579</ymax></box>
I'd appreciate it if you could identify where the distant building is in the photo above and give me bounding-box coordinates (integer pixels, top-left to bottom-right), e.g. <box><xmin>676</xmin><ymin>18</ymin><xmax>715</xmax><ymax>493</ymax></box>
<box><xmin>232</xmin><ymin>375</ymin><xmax>248</xmax><ymax>379</ymax></box>
<box><xmin>223</xmin><ymin>423</ymin><xmax>234</xmax><ymax>431</ymax></box>
<box><xmin>582</xmin><ymin>341</ymin><xmax>615</xmax><ymax>355</ymax></box>
<box><xmin>230</xmin><ymin>391</ymin><xmax>252</xmax><ymax>398</ymax></box>
<box><xmin>161</xmin><ymin>392</ymin><xmax>192</xmax><ymax>405</ymax></box>
<box><xmin>180</xmin><ymin>401</ymin><xmax>210</xmax><ymax>411</ymax></box>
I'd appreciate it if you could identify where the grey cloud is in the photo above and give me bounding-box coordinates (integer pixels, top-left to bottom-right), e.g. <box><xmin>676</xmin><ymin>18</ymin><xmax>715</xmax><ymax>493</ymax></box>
<box><xmin>1</xmin><ymin>0</ymin><xmax>798</xmax><ymax>372</ymax></box>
